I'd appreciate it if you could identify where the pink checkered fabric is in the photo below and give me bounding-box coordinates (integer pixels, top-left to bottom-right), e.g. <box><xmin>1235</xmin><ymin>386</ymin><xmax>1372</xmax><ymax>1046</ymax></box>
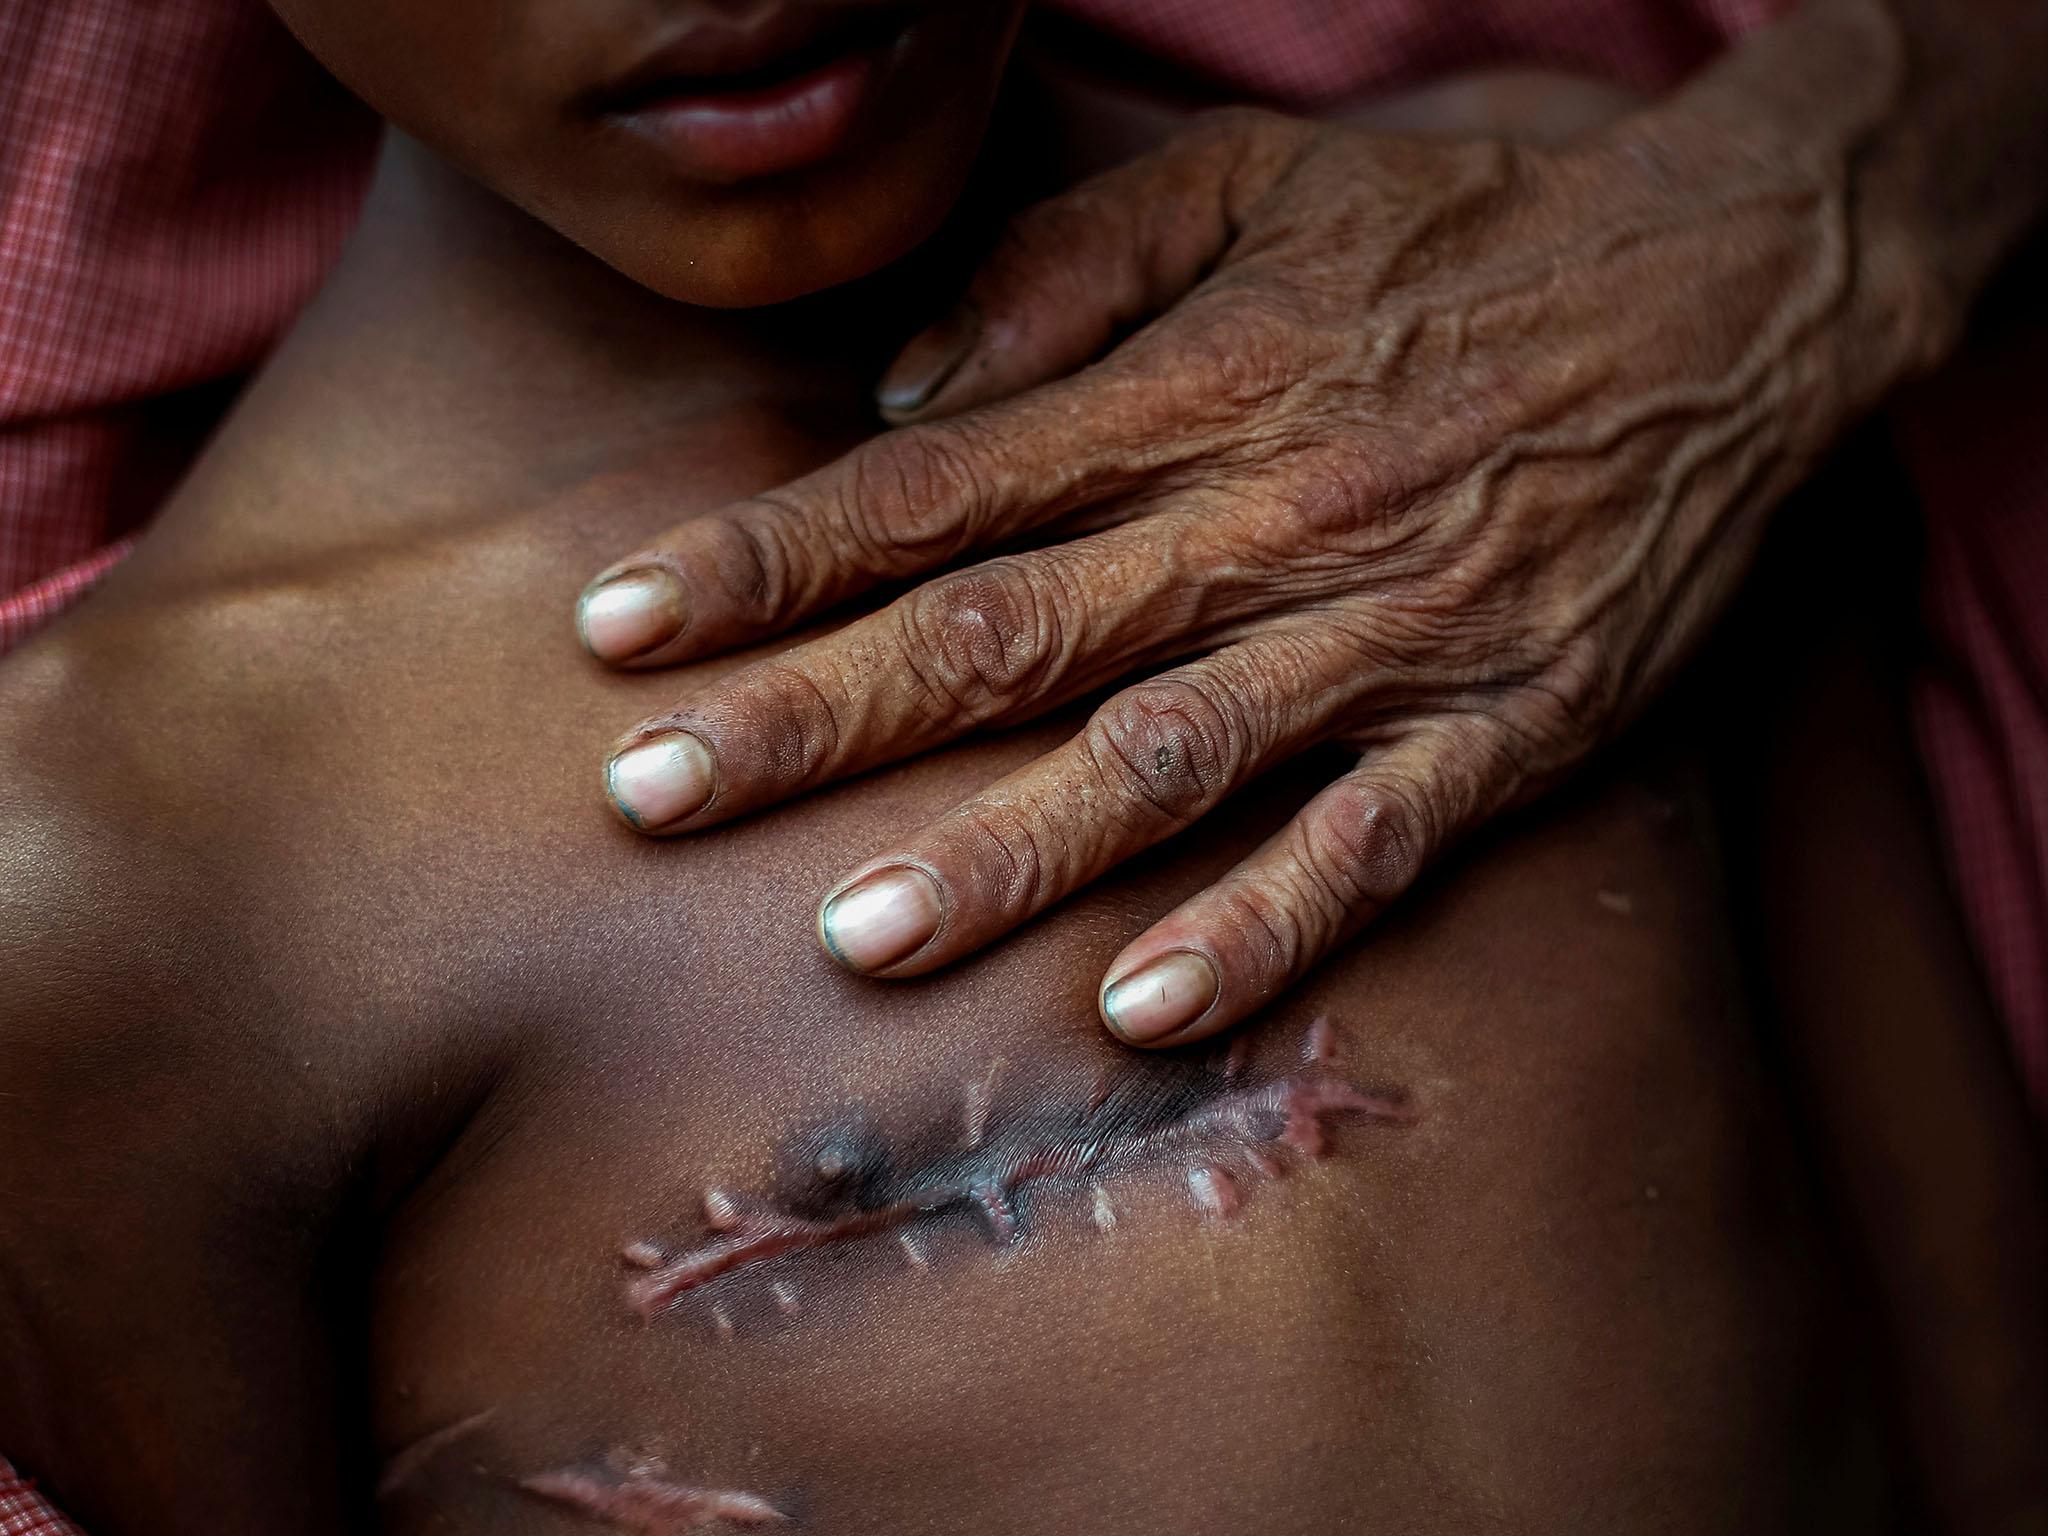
<box><xmin>0</xmin><ymin>0</ymin><xmax>377</xmax><ymax>650</ymax></box>
<box><xmin>0</xmin><ymin>537</ymin><xmax>132</xmax><ymax>652</ymax></box>
<box><xmin>0</xmin><ymin>1459</ymin><xmax>82</xmax><ymax>1536</ymax></box>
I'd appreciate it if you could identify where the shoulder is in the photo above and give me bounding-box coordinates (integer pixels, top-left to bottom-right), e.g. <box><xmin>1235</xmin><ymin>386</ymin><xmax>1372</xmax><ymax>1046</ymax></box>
<box><xmin>0</xmin><ymin>592</ymin><xmax>494</xmax><ymax>1192</ymax></box>
<box><xmin>0</xmin><ymin>625</ymin><xmax>211</xmax><ymax>1082</ymax></box>
<box><xmin>0</xmin><ymin>598</ymin><xmax>299</xmax><ymax>1056</ymax></box>
<box><xmin>0</xmin><ymin>604</ymin><xmax>376</xmax><ymax>1220</ymax></box>
<box><xmin>0</xmin><ymin>607</ymin><xmax>496</xmax><ymax>1516</ymax></box>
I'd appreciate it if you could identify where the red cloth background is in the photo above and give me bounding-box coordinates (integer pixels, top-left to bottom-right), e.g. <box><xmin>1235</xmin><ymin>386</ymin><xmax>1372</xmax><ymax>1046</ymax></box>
<box><xmin>0</xmin><ymin>0</ymin><xmax>376</xmax><ymax>647</ymax></box>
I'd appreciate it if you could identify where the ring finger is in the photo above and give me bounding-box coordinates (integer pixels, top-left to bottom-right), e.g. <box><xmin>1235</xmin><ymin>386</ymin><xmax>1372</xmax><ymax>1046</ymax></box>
<box><xmin>811</xmin><ymin>626</ymin><xmax>1370</xmax><ymax>976</ymax></box>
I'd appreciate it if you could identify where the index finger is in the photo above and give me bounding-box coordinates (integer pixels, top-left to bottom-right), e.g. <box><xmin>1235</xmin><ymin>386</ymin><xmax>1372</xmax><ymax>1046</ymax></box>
<box><xmin>599</xmin><ymin>510</ymin><xmax>1234</xmax><ymax>836</ymax></box>
<box><xmin>575</xmin><ymin>368</ymin><xmax>1186</xmax><ymax>669</ymax></box>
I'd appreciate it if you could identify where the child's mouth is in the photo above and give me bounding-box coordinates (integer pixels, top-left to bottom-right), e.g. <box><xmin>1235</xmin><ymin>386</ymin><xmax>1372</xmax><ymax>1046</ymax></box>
<box><xmin>594</xmin><ymin>7</ymin><xmax>921</xmax><ymax>185</ymax></box>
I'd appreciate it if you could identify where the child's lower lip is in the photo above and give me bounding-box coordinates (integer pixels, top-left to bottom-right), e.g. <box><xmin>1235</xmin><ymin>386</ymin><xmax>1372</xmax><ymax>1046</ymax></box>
<box><xmin>615</xmin><ymin>47</ymin><xmax>881</xmax><ymax>185</ymax></box>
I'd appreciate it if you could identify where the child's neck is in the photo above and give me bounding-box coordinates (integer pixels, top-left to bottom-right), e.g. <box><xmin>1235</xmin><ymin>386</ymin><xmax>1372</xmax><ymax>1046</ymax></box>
<box><xmin>148</xmin><ymin>129</ymin><xmax>1004</xmax><ymax>580</ymax></box>
<box><xmin>143</xmin><ymin>66</ymin><xmax>1165</xmax><ymax>579</ymax></box>
<box><xmin>275</xmin><ymin>134</ymin><xmax>901</xmax><ymax>483</ymax></box>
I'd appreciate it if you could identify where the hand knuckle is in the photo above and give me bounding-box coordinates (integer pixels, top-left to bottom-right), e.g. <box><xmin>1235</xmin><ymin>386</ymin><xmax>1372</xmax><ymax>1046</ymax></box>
<box><xmin>1214</xmin><ymin>878</ymin><xmax>1308</xmax><ymax>978</ymax></box>
<box><xmin>1299</xmin><ymin>776</ymin><xmax>1429</xmax><ymax>909</ymax></box>
<box><xmin>1088</xmin><ymin>677</ymin><xmax>1242</xmax><ymax>828</ymax></box>
<box><xmin>955</xmin><ymin>803</ymin><xmax>1052</xmax><ymax>912</ymax></box>
<box><xmin>1476</xmin><ymin>629</ymin><xmax>1616</xmax><ymax>768</ymax></box>
<box><xmin>709</xmin><ymin>502</ymin><xmax>806</xmax><ymax>627</ymax></box>
<box><xmin>843</xmin><ymin>424</ymin><xmax>993</xmax><ymax>565</ymax></box>
<box><xmin>900</xmin><ymin>561</ymin><xmax>1056</xmax><ymax>714</ymax></box>
<box><xmin>1526</xmin><ymin>634</ymin><xmax>1617</xmax><ymax>745</ymax></box>
<box><xmin>1271</xmin><ymin>442</ymin><xmax>1418</xmax><ymax>546</ymax></box>
<box><xmin>718</xmin><ymin>659</ymin><xmax>845</xmax><ymax>780</ymax></box>
<box><xmin>1174</xmin><ymin>291</ymin><xmax>1312</xmax><ymax>414</ymax></box>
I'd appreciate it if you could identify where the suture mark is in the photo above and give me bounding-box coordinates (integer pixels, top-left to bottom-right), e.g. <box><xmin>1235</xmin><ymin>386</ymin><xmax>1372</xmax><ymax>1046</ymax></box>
<box><xmin>1090</xmin><ymin>1184</ymin><xmax>1117</xmax><ymax>1232</ymax></box>
<box><xmin>378</xmin><ymin>1408</ymin><xmax>494</xmax><ymax>1498</ymax></box>
<box><xmin>624</xmin><ymin>1021</ymin><xmax>1411</xmax><ymax>1322</ymax></box>
<box><xmin>703</xmin><ymin>1189</ymin><xmax>742</xmax><ymax>1231</ymax></box>
<box><xmin>622</xmin><ymin>1242</ymin><xmax>666</xmax><ymax>1271</ymax></box>
<box><xmin>521</xmin><ymin>1464</ymin><xmax>786</xmax><ymax>1531</ymax></box>
<box><xmin>1082</xmin><ymin>1065</ymin><xmax>1114</xmax><ymax>1116</ymax></box>
<box><xmin>1188</xmin><ymin>1163</ymin><xmax>1240</xmax><ymax>1221</ymax></box>
<box><xmin>1304</xmin><ymin>1016</ymin><xmax>1339</xmax><ymax>1065</ymax></box>
<box><xmin>969</xmin><ymin>1177</ymin><xmax>1021</xmax><ymax>1243</ymax></box>
<box><xmin>963</xmin><ymin>1056</ymin><xmax>1006</xmax><ymax>1149</ymax></box>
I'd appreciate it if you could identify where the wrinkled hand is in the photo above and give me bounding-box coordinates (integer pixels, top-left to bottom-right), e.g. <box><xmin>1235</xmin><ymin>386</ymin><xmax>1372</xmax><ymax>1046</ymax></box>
<box><xmin>579</xmin><ymin>100</ymin><xmax>1906</xmax><ymax>1047</ymax></box>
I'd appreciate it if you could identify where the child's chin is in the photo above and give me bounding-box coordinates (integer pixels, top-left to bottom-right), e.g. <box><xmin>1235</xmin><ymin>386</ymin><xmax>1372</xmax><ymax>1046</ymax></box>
<box><xmin>610</xmin><ymin>201</ymin><xmax>953</xmax><ymax>311</ymax></box>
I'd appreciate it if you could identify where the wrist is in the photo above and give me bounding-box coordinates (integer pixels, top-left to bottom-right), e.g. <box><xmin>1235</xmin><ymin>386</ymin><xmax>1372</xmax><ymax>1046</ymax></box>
<box><xmin>1646</xmin><ymin>0</ymin><xmax>2048</xmax><ymax>391</ymax></box>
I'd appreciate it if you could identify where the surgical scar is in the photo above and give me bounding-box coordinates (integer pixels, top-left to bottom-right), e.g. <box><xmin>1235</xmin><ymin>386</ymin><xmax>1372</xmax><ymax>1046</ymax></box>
<box><xmin>521</xmin><ymin>1463</ymin><xmax>786</xmax><ymax>1531</ymax></box>
<box><xmin>624</xmin><ymin>1018</ymin><xmax>1410</xmax><ymax>1324</ymax></box>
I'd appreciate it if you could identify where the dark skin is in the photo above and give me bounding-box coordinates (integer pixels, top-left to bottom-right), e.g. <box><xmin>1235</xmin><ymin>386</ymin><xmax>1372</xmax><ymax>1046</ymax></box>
<box><xmin>574</xmin><ymin>0</ymin><xmax>2048</xmax><ymax>1050</ymax></box>
<box><xmin>0</xmin><ymin>20</ymin><xmax>2042</xmax><ymax>1536</ymax></box>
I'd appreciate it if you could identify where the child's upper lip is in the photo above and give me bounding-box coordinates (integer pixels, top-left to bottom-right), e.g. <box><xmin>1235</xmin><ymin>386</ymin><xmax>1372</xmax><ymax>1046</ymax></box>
<box><xmin>589</xmin><ymin>2</ymin><xmax>913</xmax><ymax>111</ymax></box>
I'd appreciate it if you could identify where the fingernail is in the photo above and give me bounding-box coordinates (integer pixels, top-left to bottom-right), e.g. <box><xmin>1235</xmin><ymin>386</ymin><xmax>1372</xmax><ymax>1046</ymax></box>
<box><xmin>818</xmin><ymin>867</ymin><xmax>943</xmax><ymax>972</ymax></box>
<box><xmin>579</xmin><ymin>568</ymin><xmax>685</xmax><ymax>662</ymax></box>
<box><xmin>1101</xmin><ymin>951</ymin><xmax>1220</xmax><ymax>1043</ymax></box>
<box><xmin>876</xmin><ymin>303</ymin><xmax>981</xmax><ymax>418</ymax></box>
<box><xmin>606</xmin><ymin>733</ymin><xmax>714</xmax><ymax>830</ymax></box>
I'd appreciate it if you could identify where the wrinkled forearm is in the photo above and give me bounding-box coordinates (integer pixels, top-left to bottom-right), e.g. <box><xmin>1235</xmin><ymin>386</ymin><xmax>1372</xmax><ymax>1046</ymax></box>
<box><xmin>1647</xmin><ymin>0</ymin><xmax>2048</xmax><ymax>401</ymax></box>
<box><xmin>1857</xmin><ymin>0</ymin><xmax>2048</xmax><ymax>299</ymax></box>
